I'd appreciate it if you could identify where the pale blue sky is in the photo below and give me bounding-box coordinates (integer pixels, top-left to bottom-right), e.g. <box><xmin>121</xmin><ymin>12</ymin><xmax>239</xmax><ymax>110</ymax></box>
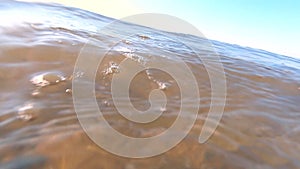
<box><xmin>24</xmin><ymin>0</ymin><xmax>300</xmax><ymax>58</ymax></box>
<box><xmin>131</xmin><ymin>0</ymin><xmax>300</xmax><ymax>58</ymax></box>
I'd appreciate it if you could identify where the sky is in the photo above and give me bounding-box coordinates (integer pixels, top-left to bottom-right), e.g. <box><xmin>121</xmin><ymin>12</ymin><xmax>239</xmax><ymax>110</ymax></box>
<box><xmin>21</xmin><ymin>0</ymin><xmax>300</xmax><ymax>58</ymax></box>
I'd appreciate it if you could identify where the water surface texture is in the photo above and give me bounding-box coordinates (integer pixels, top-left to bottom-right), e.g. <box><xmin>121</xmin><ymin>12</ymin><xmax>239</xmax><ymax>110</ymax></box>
<box><xmin>1</xmin><ymin>1</ymin><xmax>300</xmax><ymax>169</ymax></box>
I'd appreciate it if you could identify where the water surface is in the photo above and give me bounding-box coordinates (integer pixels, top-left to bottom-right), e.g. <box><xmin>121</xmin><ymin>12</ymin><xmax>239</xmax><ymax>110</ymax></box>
<box><xmin>0</xmin><ymin>1</ymin><xmax>300</xmax><ymax>169</ymax></box>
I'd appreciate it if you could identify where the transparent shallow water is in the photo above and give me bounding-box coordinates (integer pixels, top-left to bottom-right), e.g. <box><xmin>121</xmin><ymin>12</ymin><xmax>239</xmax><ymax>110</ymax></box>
<box><xmin>0</xmin><ymin>1</ymin><xmax>300</xmax><ymax>169</ymax></box>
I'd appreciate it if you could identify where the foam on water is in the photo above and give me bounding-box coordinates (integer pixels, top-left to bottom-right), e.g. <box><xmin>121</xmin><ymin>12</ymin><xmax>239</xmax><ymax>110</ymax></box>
<box><xmin>103</xmin><ymin>62</ymin><xmax>120</xmax><ymax>75</ymax></box>
<box><xmin>30</xmin><ymin>72</ymin><xmax>66</xmax><ymax>87</ymax></box>
<box><xmin>17</xmin><ymin>103</ymin><xmax>37</xmax><ymax>121</ymax></box>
